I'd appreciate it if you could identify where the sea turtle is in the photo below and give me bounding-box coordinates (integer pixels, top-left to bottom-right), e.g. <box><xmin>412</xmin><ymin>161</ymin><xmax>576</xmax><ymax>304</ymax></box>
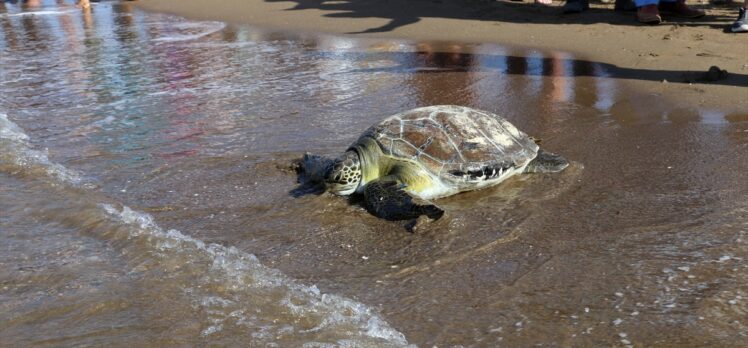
<box><xmin>301</xmin><ymin>105</ymin><xmax>568</xmax><ymax>220</ymax></box>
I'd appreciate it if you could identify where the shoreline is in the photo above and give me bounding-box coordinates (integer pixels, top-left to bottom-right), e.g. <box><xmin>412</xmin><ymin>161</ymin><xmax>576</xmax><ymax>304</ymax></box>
<box><xmin>134</xmin><ymin>0</ymin><xmax>747</xmax><ymax>112</ymax></box>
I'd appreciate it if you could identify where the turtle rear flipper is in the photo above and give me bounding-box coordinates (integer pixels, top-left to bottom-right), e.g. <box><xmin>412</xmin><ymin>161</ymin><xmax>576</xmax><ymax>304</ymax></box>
<box><xmin>363</xmin><ymin>178</ymin><xmax>444</xmax><ymax>221</ymax></box>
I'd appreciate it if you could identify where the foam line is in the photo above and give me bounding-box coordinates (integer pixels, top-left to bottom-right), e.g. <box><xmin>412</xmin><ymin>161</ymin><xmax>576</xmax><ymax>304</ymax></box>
<box><xmin>1</xmin><ymin>112</ymin><xmax>410</xmax><ymax>346</ymax></box>
<box><xmin>0</xmin><ymin>113</ymin><xmax>83</xmax><ymax>185</ymax></box>
<box><xmin>100</xmin><ymin>204</ymin><xmax>410</xmax><ymax>346</ymax></box>
<box><xmin>153</xmin><ymin>22</ymin><xmax>227</xmax><ymax>42</ymax></box>
<box><xmin>3</xmin><ymin>10</ymin><xmax>77</xmax><ymax>17</ymax></box>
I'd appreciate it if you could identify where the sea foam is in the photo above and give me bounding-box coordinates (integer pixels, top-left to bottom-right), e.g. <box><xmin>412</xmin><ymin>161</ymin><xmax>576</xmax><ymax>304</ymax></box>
<box><xmin>101</xmin><ymin>204</ymin><xmax>411</xmax><ymax>346</ymax></box>
<box><xmin>2</xmin><ymin>10</ymin><xmax>77</xmax><ymax>17</ymax></box>
<box><xmin>153</xmin><ymin>21</ymin><xmax>227</xmax><ymax>42</ymax></box>
<box><xmin>0</xmin><ymin>113</ymin><xmax>83</xmax><ymax>185</ymax></box>
<box><xmin>1</xmin><ymin>112</ymin><xmax>410</xmax><ymax>346</ymax></box>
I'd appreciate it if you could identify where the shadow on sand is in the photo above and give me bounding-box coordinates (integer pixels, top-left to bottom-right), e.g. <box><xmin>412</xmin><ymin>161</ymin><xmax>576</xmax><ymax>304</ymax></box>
<box><xmin>267</xmin><ymin>0</ymin><xmax>736</xmax><ymax>34</ymax></box>
<box><xmin>313</xmin><ymin>48</ymin><xmax>748</xmax><ymax>88</ymax></box>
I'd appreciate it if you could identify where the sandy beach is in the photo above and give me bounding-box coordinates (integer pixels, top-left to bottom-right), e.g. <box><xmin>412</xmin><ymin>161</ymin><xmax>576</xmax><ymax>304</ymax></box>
<box><xmin>3</xmin><ymin>1</ymin><xmax>748</xmax><ymax>346</ymax></box>
<box><xmin>134</xmin><ymin>0</ymin><xmax>747</xmax><ymax>112</ymax></box>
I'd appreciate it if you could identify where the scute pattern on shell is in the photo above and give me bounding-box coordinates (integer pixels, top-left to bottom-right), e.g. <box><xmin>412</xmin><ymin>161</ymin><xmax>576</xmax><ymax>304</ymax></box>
<box><xmin>361</xmin><ymin>105</ymin><xmax>539</xmax><ymax>179</ymax></box>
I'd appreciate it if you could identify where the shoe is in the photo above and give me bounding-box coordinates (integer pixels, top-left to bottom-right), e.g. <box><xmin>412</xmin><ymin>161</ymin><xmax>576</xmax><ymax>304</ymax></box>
<box><xmin>731</xmin><ymin>7</ymin><xmax>748</xmax><ymax>32</ymax></box>
<box><xmin>563</xmin><ymin>0</ymin><xmax>590</xmax><ymax>13</ymax></box>
<box><xmin>658</xmin><ymin>1</ymin><xmax>706</xmax><ymax>18</ymax></box>
<box><xmin>637</xmin><ymin>4</ymin><xmax>662</xmax><ymax>24</ymax></box>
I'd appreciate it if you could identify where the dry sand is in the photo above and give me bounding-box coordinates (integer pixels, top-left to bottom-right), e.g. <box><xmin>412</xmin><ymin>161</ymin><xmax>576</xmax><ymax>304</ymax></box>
<box><xmin>134</xmin><ymin>0</ymin><xmax>747</xmax><ymax>112</ymax></box>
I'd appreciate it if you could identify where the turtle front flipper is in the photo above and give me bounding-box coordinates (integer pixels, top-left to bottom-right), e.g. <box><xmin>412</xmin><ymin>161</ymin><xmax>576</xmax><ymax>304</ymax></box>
<box><xmin>363</xmin><ymin>177</ymin><xmax>444</xmax><ymax>221</ymax></box>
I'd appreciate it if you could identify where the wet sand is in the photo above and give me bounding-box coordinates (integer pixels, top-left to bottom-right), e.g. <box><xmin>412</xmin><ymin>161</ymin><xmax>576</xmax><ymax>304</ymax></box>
<box><xmin>135</xmin><ymin>0</ymin><xmax>748</xmax><ymax>113</ymax></box>
<box><xmin>2</xmin><ymin>1</ymin><xmax>747</xmax><ymax>347</ymax></box>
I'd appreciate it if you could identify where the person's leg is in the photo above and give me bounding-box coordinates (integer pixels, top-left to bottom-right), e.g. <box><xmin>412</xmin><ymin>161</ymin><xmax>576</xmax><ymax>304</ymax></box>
<box><xmin>615</xmin><ymin>0</ymin><xmax>637</xmax><ymax>12</ymax></box>
<box><xmin>562</xmin><ymin>0</ymin><xmax>590</xmax><ymax>13</ymax></box>
<box><xmin>730</xmin><ymin>0</ymin><xmax>748</xmax><ymax>32</ymax></box>
<box><xmin>658</xmin><ymin>0</ymin><xmax>706</xmax><ymax>18</ymax></box>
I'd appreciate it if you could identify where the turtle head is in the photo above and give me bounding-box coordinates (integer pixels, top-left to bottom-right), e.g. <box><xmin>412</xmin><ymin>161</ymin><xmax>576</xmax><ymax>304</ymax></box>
<box><xmin>324</xmin><ymin>151</ymin><xmax>362</xmax><ymax>196</ymax></box>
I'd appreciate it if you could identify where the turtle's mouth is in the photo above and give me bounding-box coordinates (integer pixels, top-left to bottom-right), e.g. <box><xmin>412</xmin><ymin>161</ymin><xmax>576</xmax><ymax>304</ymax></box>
<box><xmin>329</xmin><ymin>185</ymin><xmax>357</xmax><ymax>196</ymax></box>
<box><xmin>325</xmin><ymin>167</ymin><xmax>359</xmax><ymax>196</ymax></box>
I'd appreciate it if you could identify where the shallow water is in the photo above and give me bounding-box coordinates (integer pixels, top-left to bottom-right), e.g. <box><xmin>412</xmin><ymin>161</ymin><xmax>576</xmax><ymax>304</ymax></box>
<box><xmin>1</xmin><ymin>1</ymin><xmax>747</xmax><ymax>347</ymax></box>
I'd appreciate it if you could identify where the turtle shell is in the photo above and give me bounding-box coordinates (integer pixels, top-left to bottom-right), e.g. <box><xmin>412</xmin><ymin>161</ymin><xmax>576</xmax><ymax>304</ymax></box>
<box><xmin>358</xmin><ymin>105</ymin><xmax>539</xmax><ymax>180</ymax></box>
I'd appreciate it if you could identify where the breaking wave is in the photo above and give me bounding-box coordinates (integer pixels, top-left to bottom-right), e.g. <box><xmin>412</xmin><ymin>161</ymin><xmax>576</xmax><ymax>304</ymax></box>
<box><xmin>0</xmin><ymin>113</ymin><xmax>85</xmax><ymax>186</ymax></box>
<box><xmin>100</xmin><ymin>204</ymin><xmax>410</xmax><ymax>346</ymax></box>
<box><xmin>0</xmin><ymin>112</ymin><xmax>411</xmax><ymax>347</ymax></box>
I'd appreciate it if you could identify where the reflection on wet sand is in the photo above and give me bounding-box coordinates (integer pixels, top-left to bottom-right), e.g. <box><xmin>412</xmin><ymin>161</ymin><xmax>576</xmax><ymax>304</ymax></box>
<box><xmin>338</xmin><ymin>44</ymin><xmax>623</xmax><ymax>123</ymax></box>
<box><xmin>1</xmin><ymin>1</ymin><xmax>747</xmax><ymax>347</ymax></box>
<box><xmin>407</xmin><ymin>43</ymin><xmax>479</xmax><ymax>106</ymax></box>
